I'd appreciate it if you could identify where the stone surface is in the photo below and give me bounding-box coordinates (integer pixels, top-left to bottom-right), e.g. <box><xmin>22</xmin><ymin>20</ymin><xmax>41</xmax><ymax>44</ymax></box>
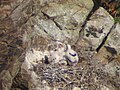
<box><xmin>34</xmin><ymin>0</ymin><xmax>94</xmax><ymax>43</ymax></box>
<box><xmin>95</xmin><ymin>23</ymin><xmax>120</xmax><ymax>80</ymax></box>
<box><xmin>104</xmin><ymin>60</ymin><xmax>120</xmax><ymax>77</ymax></box>
<box><xmin>83</xmin><ymin>7</ymin><xmax>114</xmax><ymax>50</ymax></box>
<box><xmin>73</xmin><ymin>87</ymin><xmax>81</xmax><ymax>90</ymax></box>
<box><xmin>0</xmin><ymin>0</ymin><xmax>32</xmax><ymax>90</ymax></box>
<box><xmin>0</xmin><ymin>0</ymin><xmax>120</xmax><ymax>90</ymax></box>
<box><xmin>0</xmin><ymin>18</ymin><xmax>25</xmax><ymax>90</ymax></box>
<box><xmin>41</xmin><ymin>0</ymin><xmax>93</xmax><ymax>30</ymax></box>
<box><xmin>92</xmin><ymin>23</ymin><xmax>120</xmax><ymax>90</ymax></box>
<box><xmin>96</xmin><ymin>23</ymin><xmax>120</xmax><ymax>64</ymax></box>
<box><xmin>105</xmin><ymin>23</ymin><xmax>120</xmax><ymax>55</ymax></box>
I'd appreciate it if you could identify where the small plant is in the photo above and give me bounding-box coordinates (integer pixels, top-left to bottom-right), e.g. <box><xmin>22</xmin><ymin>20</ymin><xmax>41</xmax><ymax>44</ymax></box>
<box><xmin>114</xmin><ymin>17</ymin><xmax>120</xmax><ymax>23</ymax></box>
<box><xmin>96</xmin><ymin>0</ymin><xmax>120</xmax><ymax>23</ymax></box>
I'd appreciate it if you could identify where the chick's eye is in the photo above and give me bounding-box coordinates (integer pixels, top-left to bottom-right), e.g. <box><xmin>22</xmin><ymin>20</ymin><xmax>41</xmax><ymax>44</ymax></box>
<box><xmin>69</xmin><ymin>53</ymin><xmax>76</xmax><ymax>56</ymax></box>
<box><xmin>54</xmin><ymin>49</ymin><xmax>57</xmax><ymax>51</ymax></box>
<box><xmin>58</xmin><ymin>44</ymin><xmax>63</xmax><ymax>48</ymax></box>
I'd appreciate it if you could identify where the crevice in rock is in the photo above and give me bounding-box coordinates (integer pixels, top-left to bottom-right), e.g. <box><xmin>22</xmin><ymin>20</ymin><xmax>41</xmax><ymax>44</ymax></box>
<box><xmin>9</xmin><ymin>3</ymin><xmax>21</xmax><ymax>16</ymax></box>
<box><xmin>41</xmin><ymin>11</ymin><xmax>52</xmax><ymax>19</ymax></box>
<box><xmin>53</xmin><ymin>19</ymin><xmax>62</xmax><ymax>30</ymax></box>
<box><xmin>79</xmin><ymin>0</ymin><xmax>100</xmax><ymax>39</ymax></box>
<box><xmin>43</xmin><ymin>29</ymin><xmax>48</xmax><ymax>34</ymax></box>
<box><xmin>41</xmin><ymin>11</ymin><xmax>62</xmax><ymax>30</ymax></box>
<box><xmin>96</xmin><ymin>23</ymin><xmax>116</xmax><ymax>52</ymax></box>
<box><xmin>104</xmin><ymin>46</ymin><xmax>117</xmax><ymax>56</ymax></box>
<box><xmin>11</xmin><ymin>71</ymin><xmax>29</xmax><ymax>90</ymax></box>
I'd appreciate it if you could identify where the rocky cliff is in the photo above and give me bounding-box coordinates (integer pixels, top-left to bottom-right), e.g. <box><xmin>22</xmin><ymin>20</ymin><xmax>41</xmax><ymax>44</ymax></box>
<box><xmin>0</xmin><ymin>0</ymin><xmax>120</xmax><ymax>90</ymax></box>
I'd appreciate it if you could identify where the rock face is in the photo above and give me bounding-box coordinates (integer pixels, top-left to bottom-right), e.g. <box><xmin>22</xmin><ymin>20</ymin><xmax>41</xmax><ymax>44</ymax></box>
<box><xmin>34</xmin><ymin>0</ymin><xmax>94</xmax><ymax>43</ymax></box>
<box><xmin>105</xmin><ymin>23</ymin><xmax>120</xmax><ymax>55</ymax></box>
<box><xmin>83</xmin><ymin>7</ymin><xmax>114</xmax><ymax>50</ymax></box>
<box><xmin>0</xmin><ymin>0</ymin><xmax>93</xmax><ymax>89</ymax></box>
<box><xmin>96</xmin><ymin>23</ymin><xmax>120</xmax><ymax>64</ymax></box>
<box><xmin>96</xmin><ymin>23</ymin><xmax>120</xmax><ymax>77</ymax></box>
<box><xmin>0</xmin><ymin>0</ymin><xmax>32</xmax><ymax>90</ymax></box>
<box><xmin>0</xmin><ymin>18</ymin><xmax>25</xmax><ymax>90</ymax></box>
<box><xmin>0</xmin><ymin>0</ymin><xmax>120</xmax><ymax>90</ymax></box>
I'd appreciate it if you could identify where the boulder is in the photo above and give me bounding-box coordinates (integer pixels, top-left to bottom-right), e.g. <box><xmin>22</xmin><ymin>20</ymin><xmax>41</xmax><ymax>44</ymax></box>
<box><xmin>35</xmin><ymin>0</ymin><xmax>94</xmax><ymax>43</ymax></box>
<box><xmin>83</xmin><ymin>7</ymin><xmax>114</xmax><ymax>50</ymax></box>
<box><xmin>1</xmin><ymin>0</ymin><xmax>120</xmax><ymax>90</ymax></box>
<box><xmin>105</xmin><ymin>23</ymin><xmax>120</xmax><ymax>55</ymax></box>
<box><xmin>95</xmin><ymin>24</ymin><xmax>120</xmax><ymax>83</ymax></box>
<box><xmin>96</xmin><ymin>23</ymin><xmax>120</xmax><ymax>64</ymax></box>
<box><xmin>0</xmin><ymin>0</ymin><xmax>32</xmax><ymax>90</ymax></box>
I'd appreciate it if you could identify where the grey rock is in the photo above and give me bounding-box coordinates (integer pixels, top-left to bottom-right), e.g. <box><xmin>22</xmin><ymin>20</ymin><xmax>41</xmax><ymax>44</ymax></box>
<box><xmin>37</xmin><ymin>19</ymin><xmax>61</xmax><ymax>38</ymax></box>
<box><xmin>73</xmin><ymin>87</ymin><xmax>81</xmax><ymax>90</ymax></box>
<box><xmin>104</xmin><ymin>60</ymin><xmax>120</xmax><ymax>77</ymax></box>
<box><xmin>83</xmin><ymin>7</ymin><xmax>114</xmax><ymax>50</ymax></box>
<box><xmin>105</xmin><ymin>23</ymin><xmax>120</xmax><ymax>55</ymax></box>
<box><xmin>11</xmin><ymin>0</ymin><xmax>31</xmax><ymax>24</ymax></box>
<box><xmin>2</xmin><ymin>0</ymin><xmax>120</xmax><ymax>90</ymax></box>
<box><xmin>96</xmin><ymin>23</ymin><xmax>120</xmax><ymax>65</ymax></box>
<box><xmin>35</xmin><ymin>0</ymin><xmax>93</xmax><ymax>43</ymax></box>
<box><xmin>36</xmin><ymin>18</ymin><xmax>80</xmax><ymax>43</ymax></box>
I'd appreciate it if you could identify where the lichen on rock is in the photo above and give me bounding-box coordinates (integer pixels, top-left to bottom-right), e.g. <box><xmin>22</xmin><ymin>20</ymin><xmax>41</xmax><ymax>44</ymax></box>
<box><xmin>83</xmin><ymin>7</ymin><xmax>114</xmax><ymax>50</ymax></box>
<box><xmin>0</xmin><ymin>0</ymin><xmax>120</xmax><ymax>90</ymax></box>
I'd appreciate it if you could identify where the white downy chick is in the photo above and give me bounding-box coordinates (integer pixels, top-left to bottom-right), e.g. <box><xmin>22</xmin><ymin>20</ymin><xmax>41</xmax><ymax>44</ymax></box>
<box><xmin>48</xmin><ymin>41</ymin><xmax>79</xmax><ymax>65</ymax></box>
<box><xmin>49</xmin><ymin>42</ymin><xmax>66</xmax><ymax>64</ymax></box>
<box><xmin>65</xmin><ymin>44</ymin><xmax>79</xmax><ymax>65</ymax></box>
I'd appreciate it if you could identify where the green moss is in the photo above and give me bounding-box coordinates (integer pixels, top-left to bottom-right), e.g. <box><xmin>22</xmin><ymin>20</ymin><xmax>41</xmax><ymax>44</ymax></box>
<box><xmin>114</xmin><ymin>17</ymin><xmax>120</xmax><ymax>23</ymax></box>
<box><xmin>115</xmin><ymin>7</ymin><xmax>120</xmax><ymax>23</ymax></box>
<box><xmin>117</xmin><ymin>7</ymin><xmax>120</xmax><ymax>12</ymax></box>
